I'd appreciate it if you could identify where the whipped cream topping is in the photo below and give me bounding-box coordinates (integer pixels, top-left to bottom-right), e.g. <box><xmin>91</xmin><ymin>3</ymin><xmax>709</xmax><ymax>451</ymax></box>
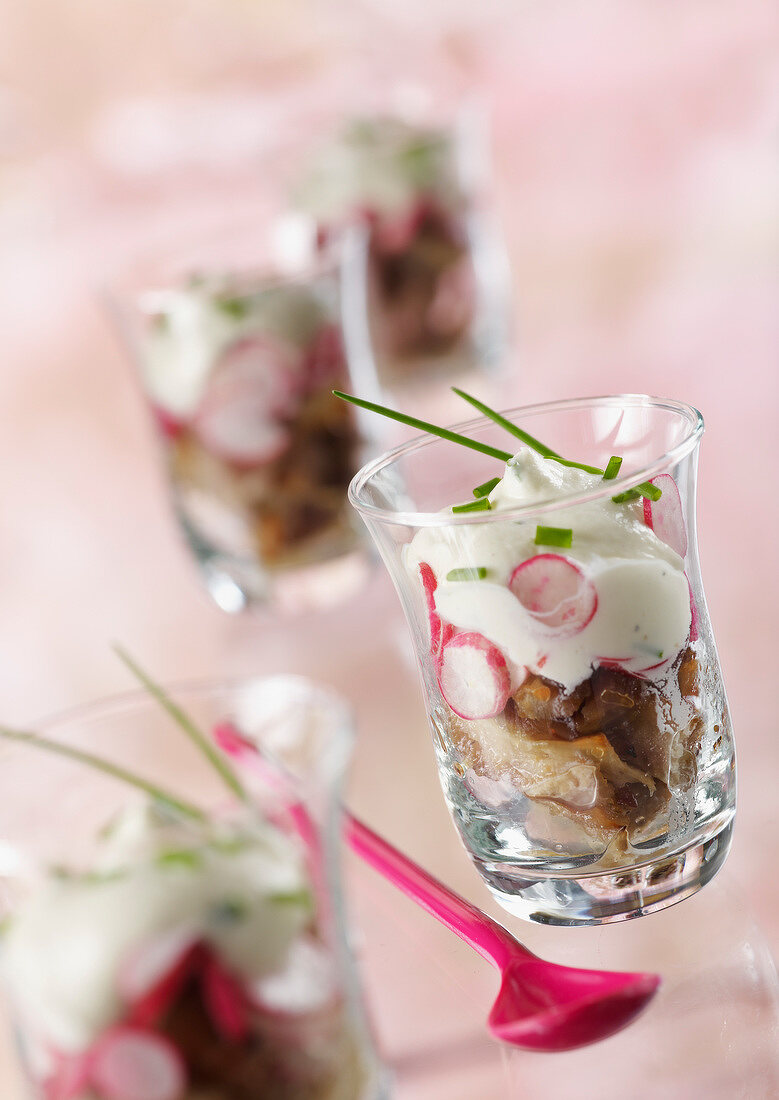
<box><xmin>138</xmin><ymin>277</ymin><xmax>326</xmax><ymax>418</ymax></box>
<box><xmin>292</xmin><ymin>116</ymin><xmax>461</xmax><ymax>223</ymax></box>
<box><xmin>0</xmin><ymin>803</ymin><xmax>311</xmax><ymax>1052</ymax></box>
<box><xmin>404</xmin><ymin>449</ymin><xmax>691</xmax><ymax>692</ymax></box>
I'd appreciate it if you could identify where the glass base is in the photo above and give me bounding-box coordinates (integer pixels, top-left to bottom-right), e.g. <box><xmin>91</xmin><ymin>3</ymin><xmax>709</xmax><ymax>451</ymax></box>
<box><xmin>477</xmin><ymin>818</ymin><xmax>734</xmax><ymax>926</ymax></box>
<box><xmin>200</xmin><ymin>549</ymin><xmax>373</xmax><ymax>615</ymax></box>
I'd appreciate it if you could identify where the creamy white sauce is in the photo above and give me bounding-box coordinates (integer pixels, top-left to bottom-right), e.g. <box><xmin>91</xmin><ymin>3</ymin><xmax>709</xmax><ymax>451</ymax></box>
<box><xmin>0</xmin><ymin>804</ymin><xmax>311</xmax><ymax>1052</ymax></box>
<box><xmin>138</xmin><ymin>279</ymin><xmax>325</xmax><ymax>418</ymax></box>
<box><xmin>292</xmin><ymin>117</ymin><xmax>461</xmax><ymax>222</ymax></box>
<box><xmin>404</xmin><ymin>449</ymin><xmax>691</xmax><ymax>692</ymax></box>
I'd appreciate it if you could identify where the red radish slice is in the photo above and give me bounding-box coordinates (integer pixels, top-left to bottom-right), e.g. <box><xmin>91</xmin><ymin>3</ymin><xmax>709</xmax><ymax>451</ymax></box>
<box><xmin>438</xmin><ymin>632</ymin><xmax>511</xmax><ymax>720</ymax></box>
<box><xmin>119</xmin><ymin>929</ymin><xmax>199</xmax><ymax>1004</ymax></box>
<box><xmin>426</xmin><ymin>257</ymin><xmax>475</xmax><ymax>337</ymax></box>
<box><xmin>216</xmin><ymin>334</ymin><xmax>301</xmax><ymax>409</ymax></box>
<box><xmin>193</xmin><ymin>336</ymin><xmax>298</xmax><ymax>467</ymax></box>
<box><xmin>419</xmin><ymin>563</ymin><xmax>446</xmax><ymax>656</ymax></box>
<box><xmin>595</xmin><ymin>654</ymin><xmax>670</xmax><ymax>677</ymax></box>
<box><xmin>212</xmin><ymin>721</ymin><xmax>255</xmax><ymax>760</ymax></box>
<box><xmin>509</xmin><ymin>554</ymin><xmax>598</xmax><ymax>636</ymax></box>
<box><xmin>122</xmin><ymin>940</ymin><xmax>203</xmax><ymax>1028</ymax></box>
<box><xmin>635</xmin><ymin>657</ymin><xmax>673</xmax><ymax>675</ymax></box>
<box><xmin>45</xmin><ymin>1053</ymin><xmax>92</xmax><ymax>1100</ymax></box>
<box><xmin>90</xmin><ymin>1029</ymin><xmax>186</xmax><ymax>1100</ymax></box>
<box><xmin>194</xmin><ymin>384</ymin><xmax>288</xmax><ymax>468</ymax></box>
<box><xmin>373</xmin><ymin>201</ymin><xmax>428</xmax><ymax>253</ymax></box>
<box><xmin>302</xmin><ymin>324</ymin><xmax>346</xmax><ymax>389</ymax></box>
<box><xmin>643</xmin><ymin>474</ymin><xmax>687</xmax><ymax>558</ymax></box>
<box><xmin>151</xmin><ymin>405</ymin><xmax>185</xmax><ymax>440</ymax></box>
<box><xmin>202</xmin><ymin>954</ymin><xmax>249</xmax><ymax>1042</ymax></box>
<box><xmin>597</xmin><ymin>657</ymin><xmax>632</xmax><ymax>670</ymax></box>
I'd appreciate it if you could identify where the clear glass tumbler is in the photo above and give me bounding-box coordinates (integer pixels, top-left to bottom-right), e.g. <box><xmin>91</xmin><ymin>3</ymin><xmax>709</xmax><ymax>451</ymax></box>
<box><xmin>0</xmin><ymin>676</ymin><xmax>388</xmax><ymax>1099</ymax></box>
<box><xmin>349</xmin><ymin>395</ymin><xmax>735</xmax><ymax>925</ymax></box>
<box><xmin>287</xmin><ymin>105</ymin><xmax>512</xmax><ymax>392</ymax></box>
<box><xmin>110</xmin><ymin>227</ymin><xmax>380</xmax><ymax>614</ymax></box>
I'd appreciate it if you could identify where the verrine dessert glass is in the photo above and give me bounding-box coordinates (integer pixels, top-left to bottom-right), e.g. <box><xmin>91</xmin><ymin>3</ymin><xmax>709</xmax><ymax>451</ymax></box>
<box><xmin>0</xmin><ymin>676</ymin><xmax>388</xmax><ymax>1099</ymax></box>
<box><xmin>287</xmin><ymin>109</ymin><xmax>511</xmax><ymax>391</ymax></box>
<box><xmin>349</xmin><ymin>395</ymin><xmax>735</xmax><ymax>925</ymax></box>
<box><xmin>111</xmin><ymin>229</ymin><xmax>380</xmax><ymax>613</ymax></box>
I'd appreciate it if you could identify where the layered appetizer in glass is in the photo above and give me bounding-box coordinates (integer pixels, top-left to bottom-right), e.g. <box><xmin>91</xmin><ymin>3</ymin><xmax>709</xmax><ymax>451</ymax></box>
<box><xmin>291</xmin><ymin>115</ymin><xmax>503</xmax><ymax>384</ymax></box>
<box><xmin>0</xmin><ymin>665</ymin><xmax>385</xmax><ymax>1098</ymax></box>
<box><xmin>345</xmin><ymin>391</ymin><xmax>735</xmax><ymax>924</ymax></box>
<box><xmin>115</xmin><ymin>244</ymin><xmax>373</xmax><ymax>611</ymax></box>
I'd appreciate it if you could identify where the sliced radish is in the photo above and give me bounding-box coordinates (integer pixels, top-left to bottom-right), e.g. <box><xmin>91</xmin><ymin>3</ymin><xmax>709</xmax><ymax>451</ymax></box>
<box><xmin>90</xmin><ymin>1029</ymin><xmax>186</xmax><ymax>1100</ymax></box>
<box><xmin>426</xmin><ymin>257</ymin><xmax>475</xmax><ymax>337</ymax></box>
<box><xmin>150</xmin><ymin>405</ymin><xmax>185</xmax><ymax>440</ymax></box>
<box><xmin>438</xmin><ymin>632</ymin><xmax>511</xmax><ymax>720</ymax></box>
<box><xmin>595</xmin><ymin>654</ymin><xmax>670</xmax><ymax>677</ymax></box>
<box><xmin>121</xmin><ymin>938</ymin><xmax>202</xmax><ymax>1028</ymax></box>
<box><xmin>372</xmin><ymin>200</ymin><xmax>428</xmax><ymax>253</ymax></box>
<box><xmin>119</xmin><ymin>928</ymin><xmax>199</xmax><ymax>1004</ymax></box>
<box><xmin>509</xmin><ymin>554</ymin><xmax>598</xmax><ymax>636</ymax></box>
<box><xmin>643</xmin><ymin>474</ymin><xmax>687</xmax><ymax>558</ymax></box>
<box><xmin>597</xmin><ymin>657</ymin><xmax>632</xmax><ymax>670</ymax></box>
<box><xmin>202</xmin><ymin>953</ymin><xmax>249</xmax><ymax>1042</ymax></box>
<box><xmin>635</xmin><ymin>656</ymin><xmax>673</xmax><ymax>675</ymax></box>
<box><xmin>44</xmin><ymin>1052</ymin><xmax>92</xmax><ymax>1100</ymax></box>
<box><xmin>419</xmin><ymin>562</ymin><xmax>444</xmax><ymax>656</ymax></box>
<box><xmin>218</xmin><ymin>334</ymin><xmax>301</xmax><ymax>407</ymax></box>
<box><xmin>302</xmin><ymin>323</ymin><xmax>346</xmax><ymax>389</ymax></box>
<box><xmin>212</xmin><ymin>721</ymin><xmax>255</xmax><ymax>761</ymax></box>
<box><xmin>193</xmin><ymin>335</ymin><xmax>298</xmax><ymax>468</ymax></box>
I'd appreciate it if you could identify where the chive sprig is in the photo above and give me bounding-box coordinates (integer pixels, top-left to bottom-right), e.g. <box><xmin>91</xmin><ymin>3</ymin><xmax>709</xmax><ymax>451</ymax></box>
<box><xmin>0</xmin><ymin>646</ymin><xmax>260</xmax><ymax>827</ymax></box>
<box><xmin>450</xmin><ymin>388</ymin><xmax>561</xmax><ymax>460</ymax></box>
<box><xmin>0</xmin><ymin>725</ymin><xmax>207</xmax><ymax>822</ymax></box>
<box><xmin>332</xmin><ymin>390</ymin><xmax>512</xmax><ymax>462</ymax></box>
<box><xmin>603</xmin><ymin>455</ymin><xmax>623</xmax><ymax>480</ymax></box>
<box><xmin>535</xmin><ymin>526</ymin><xmax>573</xmax><ymax>548</ymax></box>
<box><xmin>472</xmin><ymin>476</ymin><xmax>501</xmax><ymax>499</ymax></box>
<box><xmin>452</xmin><ymin>497</ymin><xmax>491</xmax><ymax>514</ymax></box>
<box><xmin>334</xmin><ymin>390</ymin><xmax>662</xmax><ymax>506</ymax></box>
<box><xmin>114</xmin><ymin>646</ymin><xmax>248</xmax><ymax>804</ymax></box>
<box><xmin>451</xmin><ymin>390</ymin><xmax>660</xmax><ymax>502</ymax></box>
<box><xmin>446</xmin><ymin>567</ymin><xmax>488</xmax><ymax>581</ymax></box>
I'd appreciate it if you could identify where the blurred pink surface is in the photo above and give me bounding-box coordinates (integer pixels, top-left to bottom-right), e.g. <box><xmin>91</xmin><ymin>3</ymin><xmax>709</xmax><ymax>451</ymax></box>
<box><xmin>0</xmin><ymin>2</ymin><xmax>777</xmax><ymax>1096</ymax></box>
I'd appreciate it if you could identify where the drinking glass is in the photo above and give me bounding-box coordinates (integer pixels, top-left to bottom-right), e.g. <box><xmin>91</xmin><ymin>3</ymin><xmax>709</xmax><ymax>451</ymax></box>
<box><xmin>110</xmin><ymin>225</ymin><xmax>381</xmax><ymax>614</ymax></box>
<box><xmin>348</xmin><ymin>395</ymin><xmax>735</xmax><ymax>925</ymax></box>
<box><xmin>0</xmin><ymin>676</ymin><xmax>388</xmax><ymax>1099</ymax></box>
<box><xmin>286</xmin><ymin>104</ymin><xmax>512</xmax><ymax>392</ymax></box>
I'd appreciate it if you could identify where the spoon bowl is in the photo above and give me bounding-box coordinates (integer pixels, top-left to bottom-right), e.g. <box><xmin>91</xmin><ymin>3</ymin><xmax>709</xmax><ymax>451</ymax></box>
<box><xmin>487</xmin><ymin>957</ymin><xmax>660</xmax><ymax>1051</ymax></box>
<box><xmin>346</xmin><ymin>814</ymin><xmax>660</xmax><ymax>1052</ymax></box>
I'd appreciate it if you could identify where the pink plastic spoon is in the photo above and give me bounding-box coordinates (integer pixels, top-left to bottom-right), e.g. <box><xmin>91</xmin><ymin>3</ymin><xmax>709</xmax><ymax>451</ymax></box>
<box><xmin>212</xmin><ymin>722</ymin><xmax>659</xmax><ymax>1052</ymax></box>
<box><xmin>345</xmin><ymin>815</ymin><xmax>660</xmax><ymax>1052</ymax></box>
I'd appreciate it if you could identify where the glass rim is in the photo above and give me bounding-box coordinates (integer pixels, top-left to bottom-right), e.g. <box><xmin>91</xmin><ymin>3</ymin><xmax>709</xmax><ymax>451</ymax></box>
<box><xmin>0</xmin><ymin>674</ymin><xmax>354</xmax><ymax>768</ymax></box>
<box><xmin>108</xmin><ymin>233</ymin><xmax>354</xmax><ymax>306</ymax></box>
<box><xmin>348</xmin><ymin>393</ymin><xmax>705</xmax><ymax>528</ymax></box>
<box><xmin>295</xmin><ymin>114</ymin><xmax>460</xmax><ymax>167</ymax></box>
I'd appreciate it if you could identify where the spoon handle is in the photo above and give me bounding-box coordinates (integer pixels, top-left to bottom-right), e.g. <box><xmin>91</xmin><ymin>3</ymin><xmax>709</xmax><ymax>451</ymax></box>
<box><xmin>345</xmin><ymin>813</ymin><xmax>531</xmax><ymax>972</ymax></box>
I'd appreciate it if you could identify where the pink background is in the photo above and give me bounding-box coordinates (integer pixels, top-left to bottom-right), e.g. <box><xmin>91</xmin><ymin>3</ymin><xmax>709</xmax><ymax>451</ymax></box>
<box><xmin>0</xmin><ymin>2</ymin><xmax>777</xmax><ymax>1095</ymax></box>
